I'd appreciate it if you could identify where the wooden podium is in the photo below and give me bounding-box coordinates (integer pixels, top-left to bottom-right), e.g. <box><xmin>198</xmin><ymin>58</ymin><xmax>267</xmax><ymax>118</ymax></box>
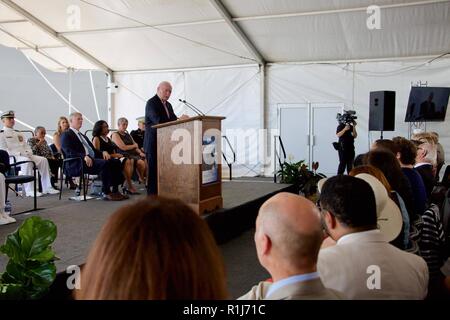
<box><xmin>153</xmin><ymin>116</ymin><xmax>225</xmax><ymax>214</ymax></box>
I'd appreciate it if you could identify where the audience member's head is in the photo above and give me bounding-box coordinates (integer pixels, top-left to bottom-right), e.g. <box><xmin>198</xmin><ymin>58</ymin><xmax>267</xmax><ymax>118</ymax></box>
<box><xmin>371</xmin><ymin>139</ymin><xmax>397</xmax><ymax>154</ymax></box>
<box><xmin>414</xmin><ymin>141</ymin><xmax>437</xmax><ymax>166</ymax></box>
<box><xmin>366</xmin><ymin>150</ymin><xmax>404</xmax><ymax>192</ymax></box>
<box><xmin>319</xmin><ymin>175</ymin><xmax>377</xmax><ymax>241</ymax></box>
<box><xmin>76</xmin><ymin>197</ymin><xmax>228</xmax><ymax>300</ymax></box>
<box><xmin>392</xmin><ymin>136</ymin><xmax>417</xmax><ymax>166</ymax></box>
<box><xmin>69</xmin><ymin>112</ymin><xmax>83</xmax><ymax>130</ymax></box>
<box><xmin>138</xmin><ymin>118</ymin><xmax>145</xmax><ymax>130</ymax></box>
<box><xmin>34</xmin><ymin>126</ymin><xmax>46</xmax><ymax>140</ymax></box>
<box><xmin>412</xmin><ymin>132</ymin><xmax>438</xmax><ymax>145</ymax></box>
<box><xmin>92</xmin><ymin>120</ymin><xmax>109</xmax><ymax>138</ymax></box>
<box><xmin>1</xmin><ymin>110</ymin><xmax>15</xmax><ymax>128</ymax></box>
<box><xmin>56</xmin><ymin>116</ymin><xmax>69</xmax><ymax>135</ymax></box>
<box><xmin>353</xmin><ymin>153</ymin><xmax>367</xmax><ymax>168</ymax></box>
<box><xmin>430</xmin><ymin>131</ymin><xmax>440</xmax><ymax>141</ymax></box>
<box><xmin>117</xmin><ymin>117</ymin><xmax>128</xmax><ymax>132</ymax></box>
<box><xmin>254</xmin><ymin>193</ymin><xmax>324</xmax><ymax>281</ymax></box>
<box><xmin>349</xmin><ymin>165</ymin><xmax>392</xmax><ymax>193</ymax></box>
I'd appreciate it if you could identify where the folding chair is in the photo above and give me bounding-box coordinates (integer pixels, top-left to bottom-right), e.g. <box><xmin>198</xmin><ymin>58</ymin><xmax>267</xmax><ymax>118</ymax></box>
<box><xmin>59</xmin><ymin>151</ymin><xmax>89</xmax><ymax>201</ymax></box>
<box><xmin>4</xmin><ymin>154</ymin><xmax>38</xmax><ymax>213</ymax></box>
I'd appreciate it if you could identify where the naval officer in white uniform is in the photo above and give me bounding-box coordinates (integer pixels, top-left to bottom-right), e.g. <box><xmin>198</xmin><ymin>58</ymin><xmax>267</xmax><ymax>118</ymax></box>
<box><xmin>0</xmin><ymin>111</ymin><xmax>59</xmax><ymax>197</ymax></box>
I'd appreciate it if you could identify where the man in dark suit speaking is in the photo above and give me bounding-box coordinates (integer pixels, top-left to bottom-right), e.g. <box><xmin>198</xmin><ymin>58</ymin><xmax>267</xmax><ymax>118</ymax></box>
<box><xmin>144</xmin><ymin>81</ymin><xmax>187</xmax><ymax>195</ymax></box>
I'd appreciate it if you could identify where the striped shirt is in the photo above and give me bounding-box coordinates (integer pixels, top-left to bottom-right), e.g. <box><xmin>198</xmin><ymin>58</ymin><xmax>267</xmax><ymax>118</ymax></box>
<box><xmin>417</xmin><ymin>203</ymin><xmax>446</xmax><ymax>280</ymax></box>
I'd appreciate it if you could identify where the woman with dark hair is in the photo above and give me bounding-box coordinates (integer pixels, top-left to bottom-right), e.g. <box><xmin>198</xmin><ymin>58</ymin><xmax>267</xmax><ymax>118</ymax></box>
<box><xmin>370</xmin><ymin>139</ymin><xmax>398</xmax><ymax>154</ymax></box>
<box><xmin>76</xmin><ymin>197</ymin><xmax>228</xmax><ymax>300</ymax></box>
<box><xmin>366</xmin><ymin>150</ymin><xmax>417</xmax><ymax>220</ymax></box>
<box><xmin>92</xmin><ymin>120</ymin><xmax>138</xmax><ymax>194</ymax></box>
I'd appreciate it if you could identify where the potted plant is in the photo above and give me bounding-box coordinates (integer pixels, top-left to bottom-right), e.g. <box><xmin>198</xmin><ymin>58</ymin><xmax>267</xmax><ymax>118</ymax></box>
<box><xmin>277</xmin><ymin>159</ymin><xmax>326</xmax><ymax>201</ymax></box>
<box><xmin>0</xmin><ymin>216</ymin><xmax>58</xmax><ymax>299</ymax></box>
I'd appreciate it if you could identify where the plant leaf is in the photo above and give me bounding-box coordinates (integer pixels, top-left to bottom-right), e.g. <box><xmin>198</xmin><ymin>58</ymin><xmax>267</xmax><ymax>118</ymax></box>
<box><xmin>0</xmin><ymin>232</ymin><xmax>24</xmax><ymax>263</ymax></box>
<box><xmin>18</xmin><ymin>217</ymin><xmax>57</xmax><ymax>259</ymax></box>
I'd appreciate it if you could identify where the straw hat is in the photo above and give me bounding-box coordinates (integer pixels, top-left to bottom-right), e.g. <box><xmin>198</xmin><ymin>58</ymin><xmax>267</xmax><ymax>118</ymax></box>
<box><xmin>317</xmin><ymin>174</ymin><xmax>403</xmax><ymax>242</ymax></box>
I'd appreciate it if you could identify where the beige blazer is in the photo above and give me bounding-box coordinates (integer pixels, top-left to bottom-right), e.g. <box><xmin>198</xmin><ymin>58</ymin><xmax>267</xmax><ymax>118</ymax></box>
<box><xmin>318</xmin><ymin>230</ymin><xmax>429</xmax><ymax>300</ymax></box>
<box><xmin>239</xmin><ymin>277</ymin><xmax>342</xmax><ymax>300</ymax></box>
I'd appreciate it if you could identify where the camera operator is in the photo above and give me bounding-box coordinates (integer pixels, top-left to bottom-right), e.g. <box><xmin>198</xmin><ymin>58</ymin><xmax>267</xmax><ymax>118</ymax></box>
<box><xmin>336</xmin><ymin>117</ymin><xmax>357</xmax><ymax>174</ymax></box>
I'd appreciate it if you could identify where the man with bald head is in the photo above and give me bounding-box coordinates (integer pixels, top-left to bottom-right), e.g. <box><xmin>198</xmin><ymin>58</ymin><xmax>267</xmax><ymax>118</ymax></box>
<box><xmin>144</xmin><ymin>81</ymin><xmax>180</xmax><ymax>195</ymax></box>
<box><xmin>239</xmin><ymin>192</ymin><xmax>341</xmax><ymax>300</ymax></box>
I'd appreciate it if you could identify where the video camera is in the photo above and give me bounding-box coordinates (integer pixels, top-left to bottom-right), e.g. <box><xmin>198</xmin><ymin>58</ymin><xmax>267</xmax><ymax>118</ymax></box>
<box><xmin>337</xmin><ymin>110</ymin><xmax>357</xmax><ymax>125</ymax></box>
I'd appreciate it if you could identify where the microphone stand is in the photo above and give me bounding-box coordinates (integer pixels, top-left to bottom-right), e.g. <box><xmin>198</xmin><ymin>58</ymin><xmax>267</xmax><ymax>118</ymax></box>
<box><xmin>179</xmin><ymin>99</ymin><xmax>205</xmax><ymax>116</ymax></box>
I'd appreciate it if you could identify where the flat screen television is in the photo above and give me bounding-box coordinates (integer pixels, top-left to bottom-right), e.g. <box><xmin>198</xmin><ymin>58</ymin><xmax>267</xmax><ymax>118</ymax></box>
<box><xmin>405</xmin><ymin>87</ymin><xmax>450</xmax><ymax>122</ymax></box>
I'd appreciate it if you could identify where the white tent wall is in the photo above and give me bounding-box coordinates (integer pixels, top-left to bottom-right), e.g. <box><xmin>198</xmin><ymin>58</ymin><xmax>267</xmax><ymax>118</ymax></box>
<box><xmin>114</xmin><ymin>65</ymin><xmax>262</xmax><ymax>177</ymax></box>
<box><xmin>114</xmin><ymin>57</ymin><xmax>450</xmax><ymax>178</ymax></box>
<box><xmin>265</xmin><ymin>58</ymin><xmax>450</xmax><ymax>177</ymax></box>
<box><xmin>0</xmin><ymin>44</ymin><xmax>108</xmax><ymax>137</ymax></box>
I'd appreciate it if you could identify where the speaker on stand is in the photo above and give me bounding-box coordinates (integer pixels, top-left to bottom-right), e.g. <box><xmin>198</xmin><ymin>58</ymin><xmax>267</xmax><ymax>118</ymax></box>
<box><xmin>369</xmin><ymin>91</ymin><xmax>396</xmax><ymax>139</ymax></box>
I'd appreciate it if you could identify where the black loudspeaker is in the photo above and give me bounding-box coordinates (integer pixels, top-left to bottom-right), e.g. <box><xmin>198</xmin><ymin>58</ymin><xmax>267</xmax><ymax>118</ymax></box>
<box><xmin>369</xmin><ymin>91</ymin><xmax>396</xmax><ymax>131</ymax></box>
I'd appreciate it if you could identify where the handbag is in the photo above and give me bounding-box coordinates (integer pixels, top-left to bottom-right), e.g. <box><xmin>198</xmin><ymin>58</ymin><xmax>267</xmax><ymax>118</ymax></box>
<box><xmin>332</xmin><ymin>142</ymin><xmax>341</xmax><ymax>151</ymax></box>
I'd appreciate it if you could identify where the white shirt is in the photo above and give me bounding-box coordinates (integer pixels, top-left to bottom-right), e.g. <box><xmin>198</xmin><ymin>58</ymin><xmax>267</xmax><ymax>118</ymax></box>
<box><xmin>0</xmin><ymin>127</ymin><xmax>32</xmax><ymax>157</ymax></box>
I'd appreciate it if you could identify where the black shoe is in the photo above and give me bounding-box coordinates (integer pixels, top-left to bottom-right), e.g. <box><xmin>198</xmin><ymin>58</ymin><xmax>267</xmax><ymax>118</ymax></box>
<box><xmin>123</xmin><ymin>187</ymin><xmax>140</xmax><ymax>195</ymax></box>
<box><xmin>102</xmin><ymin>193</ymin><xmax>125</xmax><ymax>201</ymax></box>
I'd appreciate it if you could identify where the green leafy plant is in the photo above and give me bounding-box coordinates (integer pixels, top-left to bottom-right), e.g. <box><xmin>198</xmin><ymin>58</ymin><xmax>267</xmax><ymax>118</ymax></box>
<box><xmin>277</xmin><ymin>160</ymin><xmax>326</xmax><ymax>201</ymax></box>
<box><xmin>0</xmin><ymin>216</ymin><xmax>58</xmax><ymax>299</ymax></box>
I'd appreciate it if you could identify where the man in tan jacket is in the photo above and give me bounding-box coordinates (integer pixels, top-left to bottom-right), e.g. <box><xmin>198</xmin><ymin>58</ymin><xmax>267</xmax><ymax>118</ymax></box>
<box><xmin>317</xmin><ymin>175</ymin><xmax>429</xmax><ymax>299</ymax></box>
<box><xmin>239</xmin><ymin>192</ymin><xmax>341</xmax><ymax>300</ymax></box>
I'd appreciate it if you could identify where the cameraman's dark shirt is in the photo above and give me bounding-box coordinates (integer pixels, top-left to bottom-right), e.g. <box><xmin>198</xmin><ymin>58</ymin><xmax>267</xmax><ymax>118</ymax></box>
<box><xmin>337</xmin><ymin>124</ymin><xmax>354</xmax><ymax>149</ymax></box>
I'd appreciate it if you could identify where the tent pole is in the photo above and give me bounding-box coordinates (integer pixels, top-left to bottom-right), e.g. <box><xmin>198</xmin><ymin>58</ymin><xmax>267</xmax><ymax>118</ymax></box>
<box><xmin>260</xmin><ymin>63</ymin><xmax>267</xmax><ymax>176</ymax></box>
<box><xmin>107</xmin><ymin>73</ymin><xmax>114</xmax><ymax>128</ymax></box>
<box><xmin>68</xmin><ymin>68</ymin><xmax>73</xmax><ymax>115</ymax></box>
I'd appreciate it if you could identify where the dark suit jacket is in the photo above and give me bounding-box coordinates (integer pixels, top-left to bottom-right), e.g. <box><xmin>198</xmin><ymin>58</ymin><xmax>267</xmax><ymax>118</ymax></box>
<box><xmin>60</xmin><ymin>128</ymin><xmax>102</xmax><ymax>176</ymax></box>
<box><xmin>415</xmin><ymin>164</ymin><xmax>435</xmax><ymax>199</ymax></box>
<box><xmin>143</xmin><ymin>94</ymin><xmax>177</xmax><ymax>155</ymax></box>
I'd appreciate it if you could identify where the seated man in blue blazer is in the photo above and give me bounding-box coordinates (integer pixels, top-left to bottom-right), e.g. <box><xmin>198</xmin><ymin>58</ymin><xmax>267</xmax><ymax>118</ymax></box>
<box><xmin>60</xmin><ymin>112</ymin><xmax>125</xmax><ymax>201</ymax></box>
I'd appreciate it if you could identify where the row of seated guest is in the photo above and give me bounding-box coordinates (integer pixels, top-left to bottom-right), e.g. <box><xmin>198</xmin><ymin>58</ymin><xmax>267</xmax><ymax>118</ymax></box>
<box><xmin>60</xmin><ymin>112</ymin><xmax>128</xmax><ymax>201</ymax></box>
<box><xmin>75</xmin><ymin>181</ymin><xmax>430</xmax><ymax>300</ymax></box>
<box><xmin>53</xmin><ymin>115</ymin><xmax>146</xmax><ymax>195</ymax></box>
<box><xmin>354</xmin><ymin>135</ymin><xmax>449</xmax><ymax>298</ymax></box>
<box><xmin>239</xmin><ymin>176</ymin><xmax>428</xmax><ymax>300</ymax></box>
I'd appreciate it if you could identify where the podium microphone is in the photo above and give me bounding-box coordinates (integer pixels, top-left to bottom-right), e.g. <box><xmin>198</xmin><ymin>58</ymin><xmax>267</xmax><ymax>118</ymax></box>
<box><xmin>179</xmin><ymin>99</ymin><xmax>205</xmax><ymax>116</ymax></box>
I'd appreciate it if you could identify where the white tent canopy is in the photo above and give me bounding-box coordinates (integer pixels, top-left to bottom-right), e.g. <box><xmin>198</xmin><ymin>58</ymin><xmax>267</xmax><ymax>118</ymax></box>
<box><xmin>0</xmin><ymin>0</ymin><xmax>449</xmax><ymax>177</ymax></box>
<box><xmin>0</xmin><ymin>0</ymin><xmax>449</xmax><ymax>72</ymax></box>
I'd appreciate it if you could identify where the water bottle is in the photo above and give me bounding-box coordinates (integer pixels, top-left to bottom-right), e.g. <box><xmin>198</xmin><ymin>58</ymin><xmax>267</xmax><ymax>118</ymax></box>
<box><xmin>4</xmin><ymin>200</ymin><xmax>12</xmax><ymax>214</ymax></box>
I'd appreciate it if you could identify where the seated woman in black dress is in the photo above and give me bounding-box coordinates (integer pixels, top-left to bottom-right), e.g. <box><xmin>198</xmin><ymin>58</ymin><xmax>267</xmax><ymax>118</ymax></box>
<box><xmin>92</xmin><ymin>120</ymin><xmax>139</xmax><ymax>195</ymax></box>
<box><xmin>111</xmin><ymin>117</ymin><xmax>147</xmax><ymax>185</ymax></box>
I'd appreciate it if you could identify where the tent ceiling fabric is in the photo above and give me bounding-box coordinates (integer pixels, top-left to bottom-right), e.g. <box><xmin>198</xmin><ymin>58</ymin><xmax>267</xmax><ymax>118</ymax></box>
<box><xmin>0</xmin><ymin>0</ymin><xmax>449</xmax><ymax>72</ymax></box>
